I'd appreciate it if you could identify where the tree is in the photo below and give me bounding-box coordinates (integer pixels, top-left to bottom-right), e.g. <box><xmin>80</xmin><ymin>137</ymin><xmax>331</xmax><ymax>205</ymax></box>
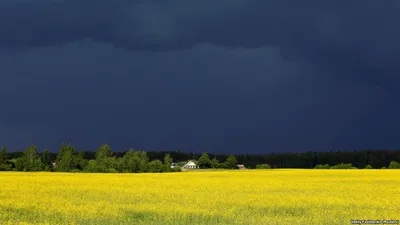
<box><xmin>85</xmin><ymin>144</ymin><xmax>117</xmax><ymax>173</ymax></box>
<box><xmin>225</xmin><ymin>155</ymin><xmax>237</xmax><ymax>169</ymax></box>
<box><xmin>0</xmin><ymin>147</ymin><xmax>11</xmax><ymax>171</ymax></box>
<box><xmin>41</xmin><ymin>148</ymin><xmax>52</xmax><ymax>171</ymax></box>
<box><xmin>148</xmin><ymin>160</ymin><xmax>163</xmax><ymax>172</ymax></box>
<box><xmin>21</xmin><ymin>144</ymin><xmax>42</xmax><ymax>171</ymax></box>
<box><xmin>85</xmin><ymin>160</ymin><xmax>103</xmax><ymax>172</ymax></box>
<box><xmin>136</xmin><ymin>151</ymin><xmax>149</xmax><ymax>172</ymax></box>
<box><xmin>164</xmin><ymin>153</ymin><xmax>172</xmax><ymax>168</ymax></box>
<box><xmin>121</xmin><ymin>149</ymin><xmax>140</xmax><ymax>172</ymax></box>
<box><xmin>56</xmin><ymin>143</ymin><xmax>75</xmax><ymax>172</ymax></box>
<box><xmin>0</xmin><ymin>147</ymin><xmax>7</xmax><ymax>164</ymax></box>
<box><xmin>198</xmin><ymin>152</ymin><xmax>212</xmax><ymax>168</ymax></box>
<box><xmin>73</xmin><ymin>151</ymin><xmax>87</xmax><ymax>171</ymax></box>
<box><xmin>103</xmin><ymin>156</ymin><xmax>118</xmax><ymax>171</ymax></box>
<box><xmin>211</xmin><ymin>158</ymin><xmax>219</xmax><ymax>168</ymax></box>
<box><xmin>15</xmin><ymin>158</ymin><xmax>24</xmax><ymax>171</ymax></box>
<box><xmin>91</xmin><ymin>144</ymin><xmax>114</xmax><ymax>172</ymax></box>
<box><xmin>96</xmin><ymin>144</ymin><xmax>112</xmax><ymax>160</ymax></box>
<box><xmin>162</xmin><ymin>153</ymin><xmax>173</xmax><ymax>172</ymax></box>
<box><xmin>115</xmin><ymin>157</ymin><xmax>123</xmax><ymax>172</ymax></box>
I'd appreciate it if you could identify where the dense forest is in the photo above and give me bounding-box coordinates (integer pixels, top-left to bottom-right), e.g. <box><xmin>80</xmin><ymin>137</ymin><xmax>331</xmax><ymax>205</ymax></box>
<box><xmin>1</xmin><ymin>143</ymin><xmax>400</xmax><ymax>172</ymax></box>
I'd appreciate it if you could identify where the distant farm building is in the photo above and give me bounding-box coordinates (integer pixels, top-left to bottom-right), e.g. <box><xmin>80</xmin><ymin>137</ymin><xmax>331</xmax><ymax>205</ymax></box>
<box><xmin>237</xmin><ymin>164</ymin><xmax>246</xmax><ymax>169</ymax></box>
<box><xmin>182</xmin><ymin>161</ymin><xmax>198</xmax><ymax>169</ymax></box>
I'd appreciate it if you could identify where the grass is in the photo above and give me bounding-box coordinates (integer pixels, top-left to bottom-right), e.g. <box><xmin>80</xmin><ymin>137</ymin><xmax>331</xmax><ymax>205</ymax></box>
<box><xmin>0</xmin><ymin>170</ymin><xmax>399</xmax><ymax>225</ymax></box>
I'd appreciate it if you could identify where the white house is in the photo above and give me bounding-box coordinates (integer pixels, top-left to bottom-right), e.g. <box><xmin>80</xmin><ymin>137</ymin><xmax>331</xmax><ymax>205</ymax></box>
<box><xmin>182</xmin><ymin>160</ymin><xmax>198</xmax><ymax>169</ymax></box>
<box><xmin>237</xmin><ymin>164</ymin><xmax>246</xmax><ymax>169</ymax></box>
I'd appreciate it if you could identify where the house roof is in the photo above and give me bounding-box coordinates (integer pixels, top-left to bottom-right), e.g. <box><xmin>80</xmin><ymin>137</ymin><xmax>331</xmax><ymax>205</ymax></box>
<box><xmin>184</xmin><ymin>161</ymin><xmax>196</xmax><ymax>166</ymax></box>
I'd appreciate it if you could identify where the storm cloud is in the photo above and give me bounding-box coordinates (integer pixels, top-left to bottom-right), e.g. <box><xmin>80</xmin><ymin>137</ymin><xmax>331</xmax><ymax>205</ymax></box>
<box><xmin>1</xmin><ymin>1</ymin><xmax>400</xmax><ymax>152</ymax></box>
<box><xmin>1</xmin><ymin>1</ymin><xmax>400</xmax><ymax>57</ymax></box>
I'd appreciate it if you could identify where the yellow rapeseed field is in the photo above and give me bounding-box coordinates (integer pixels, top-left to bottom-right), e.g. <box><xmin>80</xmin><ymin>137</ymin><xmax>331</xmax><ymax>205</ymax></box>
<box><xmin>0</xmin><ymin>170</ymin><xmax>399</xmax><ymax>225</ymax></box>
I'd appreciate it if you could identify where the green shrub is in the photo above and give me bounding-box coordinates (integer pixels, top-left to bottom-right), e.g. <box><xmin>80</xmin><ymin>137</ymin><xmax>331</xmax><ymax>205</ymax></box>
<box><xmin>256</xmin><ymin>164</ymin><xmax>271</xmax><ymax>169</ymax></box>
<box><xmin>107</xmin><ymin>168</ymin><xmax>119</xmax><ymax>173</ymax></box>
<box><xmin>388</xmin><ymin>161</ymin><xmax>400</xmax><ymax>169</ymax></box>
<box><xmin>172</xmin><ymin>167</ymin><xmax>182</xmax><ymax>172</ymax></box>
<box><xmin>364</xmin><ymin>165</ymin><xmax>372</xmax><ymax>169</ymax></box>
<box><xmin>0</xmin><ymin>163</ymin><xmax>12</xmax><ymax>171</ymax></box>
<box><xmin>330</xmin><ymin>163</ymin><xmax>354</xmax><ymax>169</ymax></box>
<box><xmin>314</xmin><ymin>164</ymin><xmax>330</xmax><ymax>169</ymax></box>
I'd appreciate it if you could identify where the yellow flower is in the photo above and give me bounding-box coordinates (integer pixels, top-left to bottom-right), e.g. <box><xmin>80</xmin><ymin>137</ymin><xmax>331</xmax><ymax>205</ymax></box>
<box><xmin>0</xmin><ymin>170</ymin><xmax>399</xmax><ymax>225</ymax></box>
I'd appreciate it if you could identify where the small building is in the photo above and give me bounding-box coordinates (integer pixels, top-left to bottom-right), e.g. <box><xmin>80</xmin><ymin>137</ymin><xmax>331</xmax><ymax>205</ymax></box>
<box><xmin>170</xmin><ymin>163</ymin><xmax>178</xmax><ymax>169</ymax></box>
<box><xmin>237</xmin><ymin>164</ymin><xmax>246</xmax><ymax>169</ymax></box>
<box><xmin>182</xmin><ymin>160</ymin><xmax>198</xmax><ymax>169</ymax></box>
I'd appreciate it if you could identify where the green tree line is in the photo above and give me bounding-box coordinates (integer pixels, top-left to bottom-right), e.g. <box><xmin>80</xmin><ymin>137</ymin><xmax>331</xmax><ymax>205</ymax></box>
<box><xmin>0</xmin><ymin>144</ymin><xmax>182</xmax><ymax>173</ymax></box>
<box><xmin>1</xmin><ymin>145</ymin><xmax>400</xmax><ymax>171</ymax></box>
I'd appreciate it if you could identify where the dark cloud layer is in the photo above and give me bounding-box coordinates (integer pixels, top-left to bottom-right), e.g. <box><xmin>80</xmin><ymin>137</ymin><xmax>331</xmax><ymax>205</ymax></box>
<box><xmin>1</xmin><ymin>0</ymin><xmax>400</xmax><ymax>93</ymax></box>
<box><xmin>1</xmin><ymin>42</ymin><xmax>399</xmax><ymax>153</ymax></box>
<box><xmin>1</xmin><ymin>1</ymin><xmax>400</xmax><ymax>65</ymax></box>
<box><xmin>1</xmin><ymin>1</ymin><xmax>400</xmax><ymax>153</ymax></box>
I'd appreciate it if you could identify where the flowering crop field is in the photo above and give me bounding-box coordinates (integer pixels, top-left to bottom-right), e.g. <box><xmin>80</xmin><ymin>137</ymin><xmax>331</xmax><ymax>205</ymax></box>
<box><xmin>0</xmin><ymin>170</ymin><xmax>399</xmax><ymax>225</ymax></box>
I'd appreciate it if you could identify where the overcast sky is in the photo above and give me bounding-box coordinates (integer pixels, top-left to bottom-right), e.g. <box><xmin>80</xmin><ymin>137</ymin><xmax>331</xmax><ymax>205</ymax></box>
<box><xmin>1</xmin><ymin>0</ymin><xmax>400</xmax><ymax>153</ymax></box>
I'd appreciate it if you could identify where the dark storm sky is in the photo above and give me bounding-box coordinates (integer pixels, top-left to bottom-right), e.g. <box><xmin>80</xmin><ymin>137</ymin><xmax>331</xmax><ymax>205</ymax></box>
<box><xmin>1</xmin><ymin>0</ymin><xmax>400</xmax><ymax>153</ymax></box>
